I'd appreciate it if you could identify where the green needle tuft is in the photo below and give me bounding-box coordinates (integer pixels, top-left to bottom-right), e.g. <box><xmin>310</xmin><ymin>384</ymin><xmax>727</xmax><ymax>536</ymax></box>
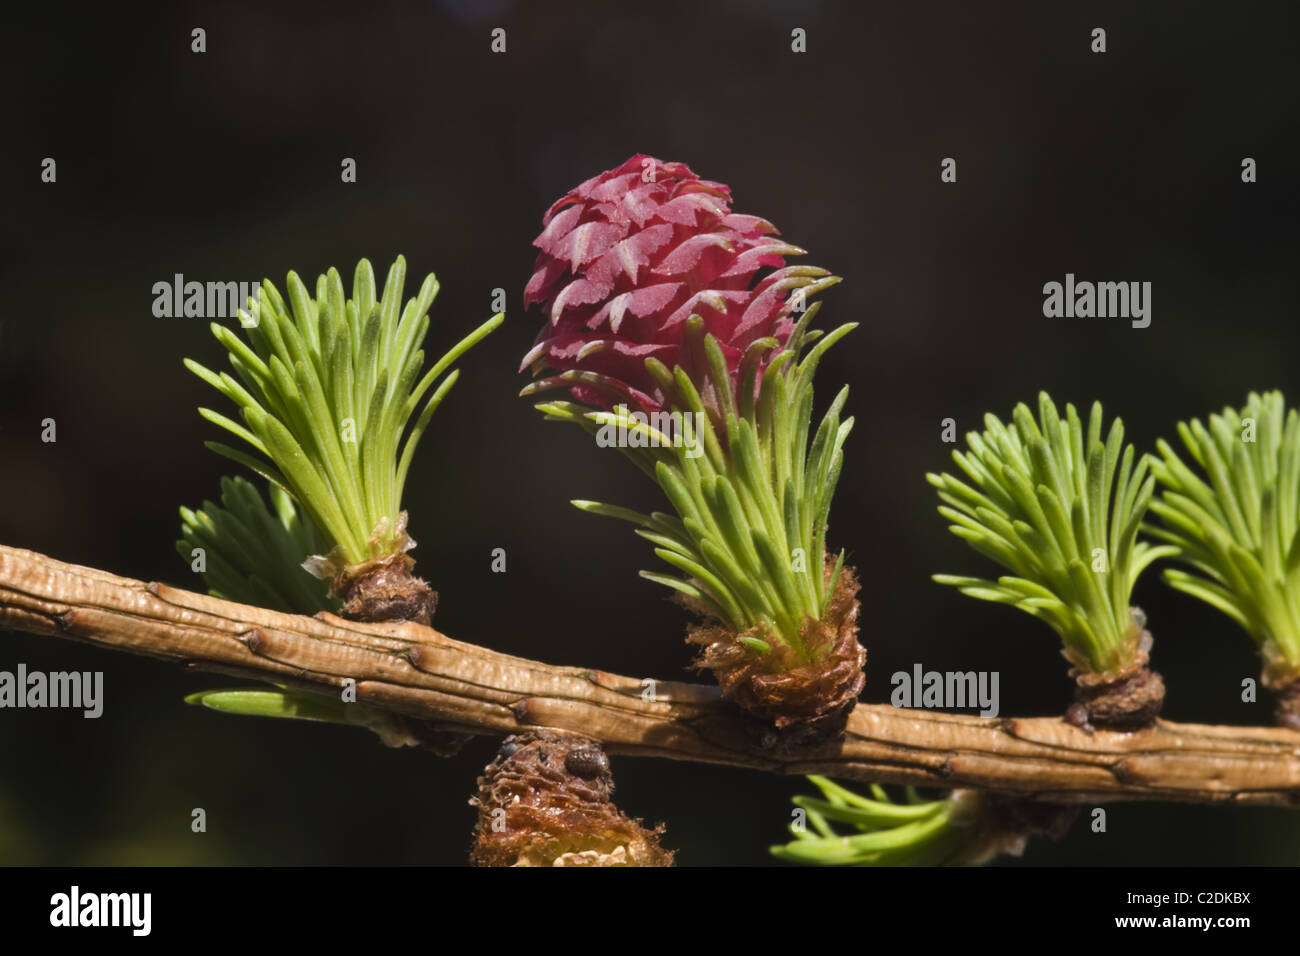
<box><xmin>186</xmin><ymin>256</ymin><xmax>502</xmax><ymax>569</ymax></box>
<box><xmin>177</xmin><ymin>475</ymin><xmax>336</xmax><ymax>614</ymax></box>
<box><xmin>1146</xmin><ymin>390</ymin><xmax>1300</xmax><ymax>683</ymax></box>
<box><xmin>539</xmin><ymin>306</ymin><xmax>854</xmax><ymax>661</ymax></box>
<box><xmin>929</xmin><ymin>392</ymin><xmax>1173</xmax><ymax>675</ymax></box>
<box><xmin>771</xmin><ymin>777</ymin><xmax>971</xmax><ymax>867</ymax></box>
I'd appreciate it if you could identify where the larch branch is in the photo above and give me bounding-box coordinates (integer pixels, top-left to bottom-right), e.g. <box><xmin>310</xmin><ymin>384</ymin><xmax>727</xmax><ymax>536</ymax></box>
<box><xmin>2</xmin><ymin>544</ymin><xmax>1299</xmax><ymax>807</ymax></box>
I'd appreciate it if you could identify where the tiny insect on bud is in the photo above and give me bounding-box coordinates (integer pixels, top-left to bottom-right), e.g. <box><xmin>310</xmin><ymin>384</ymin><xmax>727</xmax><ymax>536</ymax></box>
<box><xmin>563</xmin><ymin>748</ymin><xmax>609</xmax><ymax>778</ymax></box>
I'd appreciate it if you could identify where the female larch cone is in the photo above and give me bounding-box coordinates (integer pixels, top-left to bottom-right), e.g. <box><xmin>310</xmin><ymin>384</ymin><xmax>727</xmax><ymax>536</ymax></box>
<box><xmin>470</xmin><ymin>731</ymin><xmax>674</xmax><ymax>867</ymax></box>
<box><xmin>522</xmin><ymin>154</ymin><xmax>860</xmax><ymax>742</ymax></box>
<box><xmin>522</xmin><ymin>153</ymin><xmax>832</xmax><ymax>419</ymax></box>
<box><xmin>687</xmin><ymin>564</ymin><xmax>865</xmax><ymax>749</ymax></box>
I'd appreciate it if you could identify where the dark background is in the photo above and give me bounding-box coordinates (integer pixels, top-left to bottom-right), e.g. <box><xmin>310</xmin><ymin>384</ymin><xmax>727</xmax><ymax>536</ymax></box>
<box><xmin>1</xmin><ymin>1</ymin><xmax>1298</xmax><ymax>865</ymax></box>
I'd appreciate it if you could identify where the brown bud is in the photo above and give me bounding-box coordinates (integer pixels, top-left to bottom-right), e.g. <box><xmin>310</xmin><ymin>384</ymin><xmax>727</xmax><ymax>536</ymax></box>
<box><xmin>470</xmin><ymin>731</ymin><xmax>674</xmax><ymax>867</ymax></box>
<box><xmin>1275</xmin><ymin>677</ymin><xmax>1300</xmax><ymax>731</ymax></box>
<box><xmin>328</xmin><ymin>551</ymin><xmax>451</xmax><ymax>751</ymax></box>
<box><xmin>687</xmin><ymin>563</ymin><xmax>865</xmax><ymax>749</ymax></box>
<box><xmin>1068</xmin><ymin>610</ymin><xmax>1164</xmax><ymax>730</ymax></box>
<box><xmin>333</xmin><ymin>553</ymin><xmax>437</xmax><ymax>626</ymax></box>
<box><xmin>1072</xmin><ymin>664</ymin><xmax>1166</xmax><ymax>730</ymax></box>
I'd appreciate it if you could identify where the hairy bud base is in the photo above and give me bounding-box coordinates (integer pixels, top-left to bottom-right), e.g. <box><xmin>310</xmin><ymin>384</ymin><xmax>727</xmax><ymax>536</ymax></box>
<box><xmin>470</xmin><ymin>731</ymin><xmax>674</xmax><ymax>867</ymax></box>
<box><xmin>688</xmin><ymin>565</ymin><xmax>865</xmax><ymax>748</ymax></box>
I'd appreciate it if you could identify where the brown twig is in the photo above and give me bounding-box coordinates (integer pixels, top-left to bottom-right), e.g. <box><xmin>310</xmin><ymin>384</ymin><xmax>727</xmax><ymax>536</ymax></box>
<box><xmin>2</xmin><ymin>544</ymin><xmax>1300</xmax><ymax>806</ymax></box>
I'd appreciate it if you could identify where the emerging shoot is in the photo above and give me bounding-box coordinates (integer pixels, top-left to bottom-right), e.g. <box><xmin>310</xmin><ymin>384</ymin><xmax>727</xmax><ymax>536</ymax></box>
<box><xmin>929</xmin><ymin>392</ymin><xmax>1174</xmax><ymax>727</ymax></box>
<box><xmin>1146</xmin><ymin>390</ymin><xmax>1300</xmax><ymax>726</ymax></box>
<box><xmin>185</xmin><ymin>255</ymin><xmax>502</xmax><ymax>624</ymax></box>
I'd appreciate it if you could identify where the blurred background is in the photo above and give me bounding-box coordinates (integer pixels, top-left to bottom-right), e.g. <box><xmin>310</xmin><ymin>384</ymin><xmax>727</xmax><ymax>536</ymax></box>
<box><xmin>1</xmin><ymin>0</ymin><xmax>1298</xmax><ymax>865</ymax></box>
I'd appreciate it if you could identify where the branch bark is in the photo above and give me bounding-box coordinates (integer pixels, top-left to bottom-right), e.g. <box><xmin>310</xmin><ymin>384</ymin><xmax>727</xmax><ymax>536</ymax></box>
<box><xmin>2</xmin><ymin>544</ymin><xmax>1299</xmax><ymax>807</ymax></box>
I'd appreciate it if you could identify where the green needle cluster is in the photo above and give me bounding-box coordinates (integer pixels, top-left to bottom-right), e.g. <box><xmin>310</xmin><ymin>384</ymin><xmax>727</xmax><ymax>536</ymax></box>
<box><xmin>771</xmin><ymin>776</ymin><xmax>969</xmax><ymax>866</ymax></box>
<box><xmin>531</xmin><ymin>307</ymin><xmax>855</xmax><ymax>661</ymax></box>
<box><xmin>929</xmin><ymin>392</ymin><xmax>1173</xmax><ymax>675</ymax></box>
<box><xmin>1146</xmin><ymin>391</ymin><xmax>1300</xmax><ymax>681</ymax></box>
<box><xmin>178</xmin><ymin>475</ymin><xmax>335</xmax><ymax>614</ymax></box>
<box><xmin>185</xmin><ymin>256</ymin><xmax>502</xmax><ymax>569</ymax></box>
